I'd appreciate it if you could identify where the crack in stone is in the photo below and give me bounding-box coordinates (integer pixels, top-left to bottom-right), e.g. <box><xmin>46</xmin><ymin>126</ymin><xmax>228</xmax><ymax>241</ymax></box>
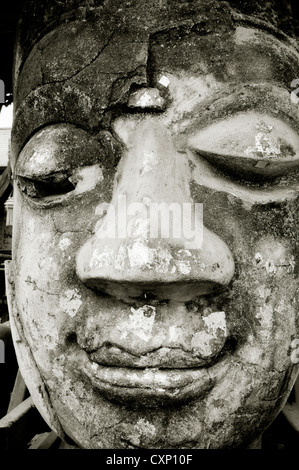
<box><xmin>40</xmin><ymin>28</ymin><xmax>119</xmax><ymax>87</ymax></box>
<box><xmin>25</xmin><ymin>278</ymin><xmax>59</xmax><ymax>297</ymax></box>
<box><xmin>51</xmin><ymin>215</ymin><xmax>93</xmax><ymax>236</ymax></box>
<box><xmin>228</xmin><ymin>355</ymin><xmax>284</xmax><ymax>375</ymax></box>
<box><xmin>7</xmin><ymin>281</ymin><xmax>66</xmax><ymax>439</ymax></box>
<box><xmin>17</xmin><ymin>28</ymin><xmax>120</xmax><ymax>107</ymax></box>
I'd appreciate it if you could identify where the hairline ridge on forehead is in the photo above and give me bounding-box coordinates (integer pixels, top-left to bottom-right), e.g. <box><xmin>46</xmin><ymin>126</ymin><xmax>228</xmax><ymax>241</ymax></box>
<box><xmin>15</xmin><ymin>0</ymin><xmax>298</xmax><ymax>79</ymax></box>
<box><xmin>15</xmin><ymin>0</ymin><xmax>232</xmax><ymax>70</ymax></box>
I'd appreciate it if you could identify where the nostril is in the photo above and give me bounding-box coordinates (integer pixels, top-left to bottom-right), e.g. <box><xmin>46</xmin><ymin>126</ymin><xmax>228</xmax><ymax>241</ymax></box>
<box><xmin>77</xmin><ymin>235</ymin><xmax>235</xmax><ymax>304</ymax></box>
<box><xmin>65</xmin><ymin>332</ymin><xmax>78</xmax><ymax>346</ymax></box>
<box><xmin>140</xmin><ymin>291</ymin><xmax>157</xmax><ymax>302</ymax></box>
<box><xmin>218</xmin><ymin>336</ymin><xmax>238</xmax><ymax>358</ymax></box>
<box><xmin>131</xmin><ymin>292</ymin><xmax>170</xmax><ymax>304</ymax></box>
<box><xmin>79</xmin><ymin>277</ymin><xmax>230</xmax><ymax>303</ymax></box>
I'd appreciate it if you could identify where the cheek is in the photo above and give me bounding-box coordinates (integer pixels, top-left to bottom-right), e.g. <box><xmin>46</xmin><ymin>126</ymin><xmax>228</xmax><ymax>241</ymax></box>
<box><xmin>232</xmin><ymin>236</ymin><xmax>298</xmax><ymax>371</ymax></box>
<box><xmin>199</xmin><ymin>192</ymin><xmax>299</xmax><ymax>356</ymax></box>
<box><xmin>16</xmin><ymin>216</ymin><xmax>75</xmax><ymax>286</ymax></box>
<box><xmin>13</xmin><ymin>187</ymin><xmax>97</xmax><ymax>284</ymax></box>
<box><xmin>198</xmin><ymin>189</ymin><xmax>298</xmax><ymax>272</ymax></box>
<box><xmin>12</xmin><ymin>204</ymin><xmax>85</xmax><ymax>356</ymax></box>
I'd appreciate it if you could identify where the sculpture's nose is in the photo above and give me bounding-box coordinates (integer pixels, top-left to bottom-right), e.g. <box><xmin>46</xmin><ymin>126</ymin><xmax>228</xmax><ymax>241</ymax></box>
<box><xmin>76</xmin><ymin>118</ymin><xmax>235</xmax><ymax>302</ymax></box>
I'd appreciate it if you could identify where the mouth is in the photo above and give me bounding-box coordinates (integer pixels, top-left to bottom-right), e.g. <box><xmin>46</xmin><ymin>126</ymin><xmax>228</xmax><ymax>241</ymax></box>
<box><xmin>89</xmin><ymin>343</ymin><xmax>221</xmax><ymax>368</ymax></box>
<box><xmin>82</xmin><ymin>361</ymin><xmax>215</xmax><ymax>406</ymax></box>
<box><xmin>67</xmin><ymin>339</ymin><xmax>233</xmax><ymax>407</ymax></box>
<box><xmin>68</xmin><ymin>296</ymin><xmax>233</xmax><ymax>407</ymax></box>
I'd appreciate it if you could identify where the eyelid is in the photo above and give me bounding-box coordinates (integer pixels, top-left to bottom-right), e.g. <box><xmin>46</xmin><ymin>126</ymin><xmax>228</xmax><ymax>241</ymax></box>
<box><xmin>15</xmin><ymin>124</ymin><xmax>104</xmax><ymax>180</ymax></box>
<box><xmin>15</xmin><ymin>124</ymin><xmax>112</xmax><ymax>205</ymax></box>
<box><xmin>188</xmin><ymin>112</ymin><xmax>299</xmax><ymax>179</ymax></box>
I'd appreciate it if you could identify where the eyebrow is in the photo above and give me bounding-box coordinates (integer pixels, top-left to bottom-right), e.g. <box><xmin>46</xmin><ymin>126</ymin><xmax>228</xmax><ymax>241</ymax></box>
<box><xmin>232</xmin><ymin>11</ymin><xmax>299</xmax><ymax>53</ymax></box>
<box><xmin>11</xmin><ymin>81</ymin><xmax>102</xmax><ymax>162</ymax></box>
<box><xmin>168</xmin><ymin>83</ymin><xmax>299</xmax><ymax>138</ymax></box>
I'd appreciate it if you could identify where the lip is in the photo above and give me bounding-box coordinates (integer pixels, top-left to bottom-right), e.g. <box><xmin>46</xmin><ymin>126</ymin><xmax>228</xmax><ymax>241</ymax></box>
<box><xmin>85</xmin><ymin>362</ymin><xmax>214</xmax><ymax>406</ymax></box>
<box><xmin>70</xmin><ymin>346</ymin><xmax>215</xmax><ymax>406</ymax></box>
<box><xmin>69</xmin><ymin>298</ymin><xmax>230</xmax><ymax>405</ymax></box>
<box><xmin>89</xmin><ymin>344</ymin><xmax>218</xmax><ymax>368</ymax></box>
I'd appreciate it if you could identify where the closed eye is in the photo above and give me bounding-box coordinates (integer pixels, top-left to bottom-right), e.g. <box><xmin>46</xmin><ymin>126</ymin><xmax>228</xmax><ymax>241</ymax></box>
<box><xmin>188</xmin><ymin>112</ymin><xmax>299</xmax><ymax>181</ymax></box>
<box><xmin>15</xmin><ymin>123</ymin><xmax>114</xmax><ymax>205</ymax></box>
<box><xmin>17</xmin><ymin>173</ymin><xmax>75</xmax><ymax>199</ymax></box>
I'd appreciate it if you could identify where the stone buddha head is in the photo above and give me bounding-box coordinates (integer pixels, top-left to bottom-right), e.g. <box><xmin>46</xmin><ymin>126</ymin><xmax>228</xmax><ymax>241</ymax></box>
<box><xmin>6</xmin><ymin>0</ymin><xmax>299</xmax><ymax>448</ymax></box>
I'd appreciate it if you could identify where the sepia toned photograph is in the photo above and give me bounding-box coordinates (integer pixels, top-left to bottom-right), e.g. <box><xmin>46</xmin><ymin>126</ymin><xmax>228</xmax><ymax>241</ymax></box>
<box><xmin>0</xmin><ymin>0</ymin><xmax>299</xmax><ymax>455</ymax></box>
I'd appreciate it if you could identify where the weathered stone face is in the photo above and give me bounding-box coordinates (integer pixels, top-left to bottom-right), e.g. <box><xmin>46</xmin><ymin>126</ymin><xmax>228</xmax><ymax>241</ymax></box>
<box><xmin>6</xmin><ymin>0</ymin><xmax>299</xmax><ymax>448</ymax></box>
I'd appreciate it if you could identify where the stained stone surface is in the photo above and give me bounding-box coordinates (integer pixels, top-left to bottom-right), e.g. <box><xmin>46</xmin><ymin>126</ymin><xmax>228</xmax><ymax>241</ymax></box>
<box><xmin>6</xmin><ymin>0</ymin><xmax>299</xmax><ymax>448</ymax></box>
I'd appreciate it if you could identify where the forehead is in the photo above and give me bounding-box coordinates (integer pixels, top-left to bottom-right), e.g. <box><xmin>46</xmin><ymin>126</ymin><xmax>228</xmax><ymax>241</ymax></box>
<box><xmin>11</xmin><ymin>14</ymin><xmax>299</xmax><ymax>165</ymax></box>
<box><xmin>15</xmin><ymin>20</ymin><xmax>299</xmax><ymax>97</ymax></box>
<box><xmin>15</xmin><ymin>0</ymin><xmax>234</xmax><ymax>69</ymax></box>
